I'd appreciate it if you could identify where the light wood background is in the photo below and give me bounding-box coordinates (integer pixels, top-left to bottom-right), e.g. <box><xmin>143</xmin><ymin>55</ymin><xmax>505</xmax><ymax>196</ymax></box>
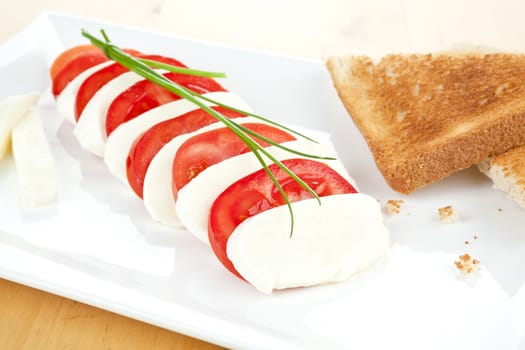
<box><xmin>1</xmin><ymin>0</ymin><xmax>523</xmax><ymax>349</ymax></box>
<box><xmin>0</xmin><ymin>278</ymin><xmax>223</xmax><ymax>349</ymax></box>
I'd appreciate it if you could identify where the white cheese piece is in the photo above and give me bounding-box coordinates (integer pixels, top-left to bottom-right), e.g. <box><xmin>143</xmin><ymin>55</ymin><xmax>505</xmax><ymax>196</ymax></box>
<box><xmin>73</xmin><ymin>71</ymin><xmax>147</xmax><ymax>156</ymax></box>
<box><xmin>11</xmin><ymin>110</ymin><xmax>58</xmax><ymax>208</ymax></box>
<box><xmin>227</xmin><ymin>193</ymin><xmax>389</xmax><ymax>294</ymax></box>
<box><xmin>143</xmin><ymin>116</ymin><xmax>264</xmax><ymax>228</ymax></box>
<box><xmin>176</xmin><ymin>139</ymin><xmax>352</xmax><ymax>244</ymax></box>
<box><xmin>0</xmin><ymin>93</ymin><xmax>39</xmax><ymax>160</ymax></box>
<box><xmin>55</xmin><ymin>61</ymin><xmax>113</xmax><ymax>124</ymax></box>
<box><xmin>104</xmin><ymin>91</ymin><xmax>252</xmax><ymax>185</ymax></box>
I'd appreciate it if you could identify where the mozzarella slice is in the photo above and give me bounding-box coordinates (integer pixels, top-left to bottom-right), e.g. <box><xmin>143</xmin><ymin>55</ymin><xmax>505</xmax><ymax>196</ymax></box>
<box><xmin>142</xmin><ymin>116</ymin><xmax>264</xmax><ymax>228</ymax></box>
<box><xmin>11</xmin><ymin>109</ymin><xmax>58</xmax><ymax>208</ymax></box>
<box><xmin>0</xmin><ymin>93</ymin><xmax>39</xmax><ymax>160</ymax></box>
<box><xmin>227</xmin><ymin>193</ymin><xmax>389</xmax><ymax>294</ymax></box>
<box><xmin>73</xmin><ymin>71</ymin><xmax>147</xmax><ymax>156</ymax></box>
<box><xmin>55</xmin><ymin>61</ymin><xmax>113</xmax><ymax>123</ymax></box>
<box><xmin>176</xmin><ymin>139</ymin><xmax>352</xmax><ymax>244</ymax></box>
<box><xmin>104</xmin><ymin>91</ymin><xmax>252</xmax><ymax>185</ymax></box>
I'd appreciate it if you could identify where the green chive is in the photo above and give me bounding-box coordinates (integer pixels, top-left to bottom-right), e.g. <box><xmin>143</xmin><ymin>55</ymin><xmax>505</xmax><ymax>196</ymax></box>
<box><xmin>81</xmin><ymin>28</ymin><xmax>325</xmax><ymax>236</ymax></box>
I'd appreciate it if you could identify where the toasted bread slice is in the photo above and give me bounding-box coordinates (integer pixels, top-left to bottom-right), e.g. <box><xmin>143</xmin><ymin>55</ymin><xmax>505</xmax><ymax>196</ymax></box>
<box><xmin>326</xmin><ymin>53</ymin><xmax>525</xmax><ymax>193</ymax></box>
<box><xmin>478</xmin><ymin>145</ymin><xmax>525</xmax><ymax>209</ymax></box>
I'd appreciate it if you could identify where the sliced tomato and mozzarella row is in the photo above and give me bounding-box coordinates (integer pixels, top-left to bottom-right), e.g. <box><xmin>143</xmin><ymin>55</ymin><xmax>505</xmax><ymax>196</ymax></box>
<box><xmin>126</xmin><ymin>105</ymin><xmax>247</xmax><ymax>198</ymax></box>
<box><xmin>73</xmin><ymin>70</ymin><xmax>152</xmax><ymax>156</ymax></box>
<box><xmin>225</xmin><ymin>193</ymin><xmax>389</xmax><ymax>294</ymax></box>
<box><xmin>52</xmin><ymin>45</ymin><xmax>140</xmax><ymax>114</ymax></box>
<box><xmin>75</xmin><ymin>69</ymin><xmax>225</xmax><ymax>157</ymax></box>
<box><xmin>104</xmin><ymin>71</ymin><xmax>225</xmax><ymax>136</ymax></box>
<box><xmin>175</xmin><ymin>138</ymin><xmax>353</xmax><ymax>243</ymax></box>
<box><xmin>50</xmin><ymin>45</ymin><xmax>389</xmax><ymax>293</ymax></box>
<box><xmin>52</xmin><ymin>45</ymin><xmax>228</xmax><ymax>158</ymax></box>
<box><xmin>51</xmin><ymin>45</ymin><xmax>110</xmax><ymax>97</ymax></box>
<box><xmin>104</xmin><ymin>91</ymin><xmax>251</xmax><ymax>186</ymax></box>
<box><xmin>205</xmin><ymin>159</ymin><xmax>389</xmax><ymax>294</ymax></box>
<box><xmin>142</xmin><ymin>121</ymin><xmax>295</xmax><ymax>228</ymax></box>
<box><xmin>75</xmin><ymin>55</ymin><xmax>186</xmax><ymax>121</ymax></box>
<box><xmin>56</xmin><ymin>61</ymin><xmax>113</xmax><ymax>123</ymax></box>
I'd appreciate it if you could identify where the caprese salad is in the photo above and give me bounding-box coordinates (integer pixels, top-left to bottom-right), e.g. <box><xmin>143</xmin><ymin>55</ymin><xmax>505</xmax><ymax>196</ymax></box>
<box><xmin>50</xmin><ymin>35</ymin><xmax>389</xmax><ymax>294</ymax></box>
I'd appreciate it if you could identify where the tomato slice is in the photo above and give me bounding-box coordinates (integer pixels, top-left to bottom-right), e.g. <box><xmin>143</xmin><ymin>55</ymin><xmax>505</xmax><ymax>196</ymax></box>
<box><xmin>50</xmin><ymin>45</ymin><xmax>100</xmax><ymax>80</ymax></box>
<box><xmin>173</xmin><ymin>123</ymin><xmax>296</xmax><ymax>190</ymax></box>
<box><xmin>208</xmin><ymin>159</ymin><xmax>357</xmax><ymax>278</ymax></box>
<box><xmin>105</xmin><ymin>72</ymin><xmax>226</xmax><ymax>136</ymax></box>
<box><xmin>52</xmin><ymin>48</ymin><xmax>107</xmax><ymax>96</ymax></box>
<box><xmin>75</xmin><ymin>55</ymin><xmax>186</xmax><ymax>121</ymax></box>
<box><xmin>126</xmin><ymin>106</ymin><xmax>245</xmax><ymax>198</ymax></box>
<box><xmin>51</xmin><ymin>45</ymin><xmax>141</xmax><ymax>96</ymax></box>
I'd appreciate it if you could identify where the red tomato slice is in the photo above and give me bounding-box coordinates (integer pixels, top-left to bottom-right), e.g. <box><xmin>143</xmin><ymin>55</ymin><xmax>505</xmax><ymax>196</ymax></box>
<box><xmin>52</xmin><ymin>49</ymin><xmax>107</xmax><ymax>96</ymax></box>
<box><xmin>51</xmin><ymin>46</ymin><xmax>141</xmax><ymax>96</ymax></box>
<box><xmin>50</xmin><ymin>45</ymin><xmax>100</xmax><ymax>80</ymax></box>
<box><xmin>126</xmin><ymin>106</ymin><xmax>245</xmax><ymax>198</ymax></box>
<box><xmin>105</xmin><ymin>72</ymin><xmax>226</xmax><ymax>136</ymax></box>
<box><xmin>208</xmin><ymin>159</ymin><xmax>357</xmax><ymax>278</ymax></box>
<box><xmin>173</xmin><ymin>123</ymin><xmax>296</xmax><ymax>190</ymax></box>
<box><xmin>74</xmin><ymin>55</ymin><xmax>186</xmax><ymax>121</ymax></box>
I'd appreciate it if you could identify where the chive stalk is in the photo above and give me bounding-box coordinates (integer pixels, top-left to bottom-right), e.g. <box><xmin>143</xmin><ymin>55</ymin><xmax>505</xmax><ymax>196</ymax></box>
<box><xmin>82</xmin><ymin>29</ymin><xmax>325</xmax><ymax>236</ymax></box>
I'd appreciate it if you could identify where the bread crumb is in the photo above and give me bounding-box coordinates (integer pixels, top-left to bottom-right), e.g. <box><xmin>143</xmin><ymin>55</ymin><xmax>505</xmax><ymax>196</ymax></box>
<box><xmin>385</xmin><ymin>199</ymin><xmax>404</xmax><ymax>214</ymax></box>
<box><xmin>454</xmin><ymin>254</ymin><xmax>480</xmax><ymax>275</ymax></box>
<box><xmin>438</xmin><ymin>205</ymin><xmax>459</xmax><ymax>223</ymax></box>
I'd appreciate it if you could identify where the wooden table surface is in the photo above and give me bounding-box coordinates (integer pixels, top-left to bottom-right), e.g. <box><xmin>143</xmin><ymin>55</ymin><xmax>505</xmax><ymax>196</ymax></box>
<box><xmin>1</xmin><ymin>1</ymin><xmax>523</xmax><ymax>349</ymax></box>
<box><xmin>0</xmin><ymin>278</ymin><xmax>224</xmax><ymax>350</ymax></box>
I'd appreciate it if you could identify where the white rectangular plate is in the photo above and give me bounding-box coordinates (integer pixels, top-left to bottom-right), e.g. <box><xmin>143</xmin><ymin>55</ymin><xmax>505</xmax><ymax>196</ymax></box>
<box><xmin>1</xmin><ymin>13</ymin><xmax>525</xmax><ymax>350</ymax></box>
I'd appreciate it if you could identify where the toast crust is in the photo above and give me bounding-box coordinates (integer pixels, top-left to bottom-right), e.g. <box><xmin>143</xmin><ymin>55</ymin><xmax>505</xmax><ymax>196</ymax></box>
<box><xmin>327</xmin><ymin>53</ymin><xmax>525</xmax><ymax>193</ymax></box>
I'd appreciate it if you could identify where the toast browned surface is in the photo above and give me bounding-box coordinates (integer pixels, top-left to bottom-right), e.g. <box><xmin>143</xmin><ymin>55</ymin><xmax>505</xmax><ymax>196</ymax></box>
<box><xmin>326</xmin><ymin>53</ymin><xmax>525</xmax><ymax>193</ymax></box>
<box><xmin>478</xmin><ymin>145</ymin><xmax>525</xmax><ymax>209</ymax></box>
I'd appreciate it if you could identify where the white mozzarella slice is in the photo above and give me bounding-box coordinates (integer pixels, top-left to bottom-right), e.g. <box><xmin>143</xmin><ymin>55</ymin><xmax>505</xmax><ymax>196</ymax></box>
<box><xmin>103</xmin><ymin>91</ymin><xmax>252</xmax><ymax>185</ymax></box>
<box><xmin>11</xmin><ymin>110</ymin><xmax>58</xmax><ymax>208</ymax></box>
<box><xmin>73</xmin><ymin>71</ymin><xmax>147</xmax><ymax>156</ymax></box>
<box><xmin>227</xmin><ymin>193</ymin><xmax>389</xmax><ymax>294</ymax></box>
<box><xmin>142</xmin><ymin>116</ymin><xmax>264</xmax><ymax>228</ymax></box>
<box><xmin>55</xmin><ymin>61</ymin><xmax>113</xmax><ymax>124</ymax></box>
<box><xmin>0</xmin><ymin>93</ymin><xmax>39</xmax><ymax>160</ymax></box>
<box><xmin>176</xmin><ymin>139</ymin><xmax>351</xmax><ymax>244</ymax></box>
